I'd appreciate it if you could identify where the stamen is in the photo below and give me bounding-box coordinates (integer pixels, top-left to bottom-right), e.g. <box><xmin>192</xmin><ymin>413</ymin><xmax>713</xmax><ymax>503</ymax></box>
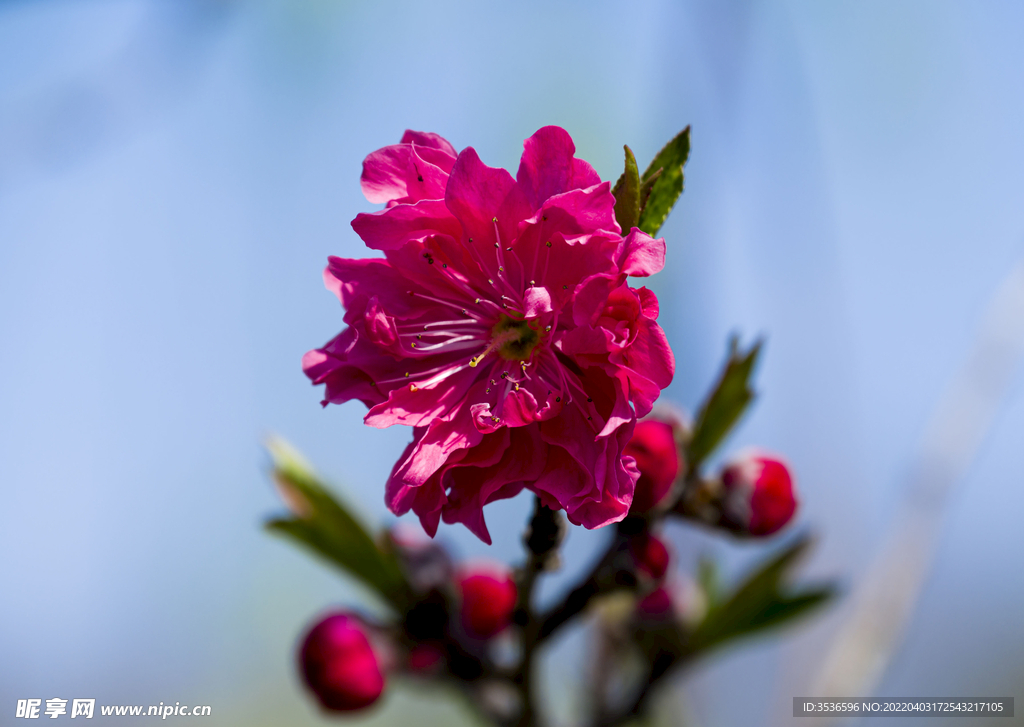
<box><xmin>422</xmin><ymin>319</ymin><xmax>487</xmax><ymax>330</ymax></box>
<box><xmin>409</xmin><ymin>291</ymin><xmax>484</xmax><ymax>320</ymax></box>
<box><xmin>413</xmin><ymin>363</ymin><xmax>471</xmax><ymax>390</ymax></box>
<box><xmin>374</xmin><ymin>361</ymin><xmax>463</xmax><ymax>387</ymax></box>
<box><xmin>409</xmin><ymin>335</ymin><xmax>480</xmax><ymax>353</ymax></box>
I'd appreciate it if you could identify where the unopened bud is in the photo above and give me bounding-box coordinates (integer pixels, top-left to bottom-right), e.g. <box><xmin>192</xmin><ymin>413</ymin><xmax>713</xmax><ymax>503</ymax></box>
<box><xmin>406</xmin><ymin>643</ymin><xmax>444</xmax><ymax>673</ymax></box>
<box><xmin>636</xmin><ymin>586</ymin><xmax>674</xmax><ymax>620</ymax></box>
<box><xmin>629</xmin><ymin>532</ymin><xmax>671</xmax><ymax>581</ymax></box>
<box><xmin>456</xmin><ymin>564</ymin><xmax>518</xmax><ymax>639</ymax></box>
<box><xmin>720</xmin><ymin>450</ymin><xmax>797</xmax><ymax>536</ymax></box>
<box><xmin>299</xmin><ymin>612</ymin><xmax>385</xmax><ymax>711</ymax></box>
<box><xmin>625</xmin><ymin>419</ymin><xmax>682</xmax><ymax>514</ymax></box>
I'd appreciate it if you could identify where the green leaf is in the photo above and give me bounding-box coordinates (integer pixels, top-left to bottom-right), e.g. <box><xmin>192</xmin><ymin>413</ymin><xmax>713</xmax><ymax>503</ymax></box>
<box><xmin>637</xmin><ymin>126</ymin><xmax>690</xmax><ymax>237</ymax></box>
<box><xmin>613</xmin><ymin>145</ymin><xmax>641</xmax><ymax>233</ymax></box>
<box><xmin>686</xmin><ymin>336</ymin><xmax>762</xmax><ymax>471</ymax></box>
<box><xmin>638</xmin><ymin>167</ymin><xmax>662</xmax><ymax>213</ymax></box>
<box><xmin>264</xmin><ymin>437</ymin><xmax>410</xmax><ymax>612</ymax></box>
<box><xmin>697</xmin><ymin>556</ymin><xmax>722</xmax><ymax>608</ymax></box>
<box><xmin>687</xmin><ymin>534</ymin><xmax>836</xmax><ymax>655</ymax></box>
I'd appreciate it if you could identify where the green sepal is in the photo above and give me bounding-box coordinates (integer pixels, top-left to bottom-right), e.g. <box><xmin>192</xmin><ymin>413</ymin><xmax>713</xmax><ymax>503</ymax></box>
<box><xmin>613</xmin><ymin>145</ymin><xmax>641</xmax><ymax>234</ymax></box>
<box><xmin>264</xmin><ymin>437</ymin><xmax>411</xmax><ymax>613</ymax></box>
<box><xmin>686</xmin><ymin>336</ymin><xmax>762</xmax><ymax>472</ymax></box>
<box><xmin>637</xmin><ymin>126</ymin><xmax>690</xmax><ymax>237</ymax></box>
<box><xmin>687</xmin><ymin>533</ymin><xmax>836</xmax><ymax>655</ymax></box>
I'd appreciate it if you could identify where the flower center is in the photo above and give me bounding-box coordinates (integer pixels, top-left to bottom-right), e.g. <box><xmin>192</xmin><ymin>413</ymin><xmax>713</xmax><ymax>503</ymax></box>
<box><xmin>469</xmin><ymin>315</ymin><xmax>542</xmax><ymax>368</ymax></box>
<box><xmin>493</xmin><ymin>315</ymin><xmax>541</xmax><ymax>361</ymax></box>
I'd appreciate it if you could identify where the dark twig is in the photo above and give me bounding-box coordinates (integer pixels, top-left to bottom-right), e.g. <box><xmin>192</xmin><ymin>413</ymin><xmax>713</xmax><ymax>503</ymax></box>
<box><xmin>512</xmin><ymin>498</ymin><xmax>565</xmax><ymax>727</ymax></box>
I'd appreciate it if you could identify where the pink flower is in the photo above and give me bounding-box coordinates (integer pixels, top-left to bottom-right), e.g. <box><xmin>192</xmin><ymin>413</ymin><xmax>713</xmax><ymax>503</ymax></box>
<box><xmin>299</xmin><ymin>612</ymin><xmax>386</xmax><ymax>711</ymax></box>
<box><xmin>303</xmin><ymin>127</ymin><xmax>675</xmax><ymax>542</ymax></box>
<box><xmin>720</xmin><ymin>450</ymin><xmax>798</xmax><ymax>536</ymax></box>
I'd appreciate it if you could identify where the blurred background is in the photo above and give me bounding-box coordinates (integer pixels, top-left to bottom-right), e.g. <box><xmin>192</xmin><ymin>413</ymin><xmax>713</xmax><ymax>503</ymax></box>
<box><xmin>2</xmin><ymin>1</ymin><xmax>1023</xmax><ymax>724</ymax></box>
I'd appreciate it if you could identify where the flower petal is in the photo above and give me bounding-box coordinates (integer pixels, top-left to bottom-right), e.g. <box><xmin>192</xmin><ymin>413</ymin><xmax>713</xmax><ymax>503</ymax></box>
<box><xmin>444</xmin><ymin>147</ymin><xmax>531</xmax><ymax>265</ymax></box>
<box><xmin>400</xmin><ymin>130</ymin><xmax>457</xmax><ymax>158</ymax></box>
<box><xmin>352</xmin><ymin>199</ymin><xmax>462</xmax><ymax>251</ymax></box>
<box><xmin>441</xmin><ymin>427</ymin><xmax>545</xmax><ymax>543</ymax></box>
<box><xmin>516</xmin><ymin>126</ymin><xmax>602</xmax><ymax>211</ymax></box>
<box><xmin>361</xmin><ymin>143</ymin><xmax>453</xmax><ymax>206</ymax></box>
<box><xmin>365</xmin><ymin>361</ymin><xmax>478</xmax><ymax>428</ymax></box>
<box><xmin>617</xmin><ymin>227</ymin><xmax>666</xmax><ymax>277</ymax></box>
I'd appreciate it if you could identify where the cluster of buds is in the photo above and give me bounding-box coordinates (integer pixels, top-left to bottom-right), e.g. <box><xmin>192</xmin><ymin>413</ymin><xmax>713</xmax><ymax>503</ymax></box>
<box><xmin>625</xmin><ymin>413</ymin><xmax>798</xmax><ymax>536</ymax></box>
<box><xmin>298</xmin><ymin>527</ymin><xmax>520</xmax><ymax>713</ymax></box>
<box><xmin>297</xmin><ymin>415</ymin><xmax>798</xmax><ymax>714</ymax></box>
<box><xmin>612</xmin><ymin>413</ymin><xmax>799</xmax><ymax>620</ymax></box>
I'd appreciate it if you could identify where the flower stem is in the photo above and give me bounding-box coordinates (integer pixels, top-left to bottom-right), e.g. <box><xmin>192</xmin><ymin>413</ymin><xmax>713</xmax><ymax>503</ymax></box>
<box><xmin>512</xmin><ymin>497</ymin><xmax>565</xmax><ymax>727</ymax></box>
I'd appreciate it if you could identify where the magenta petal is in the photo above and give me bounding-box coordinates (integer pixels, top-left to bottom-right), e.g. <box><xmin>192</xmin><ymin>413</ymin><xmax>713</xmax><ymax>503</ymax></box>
<box><xmin>324</xmin><ymin>257</ymin><xmax>421</xmax><ymax>318</ymax></box>
<box><xmin>522</xmin><ymin>286</ymin><xmax>553</xmax><ymax>317</ymax></box>
<box><xmin>441</xmin><ymin>427</ymin><xmax>545</xmax><ymax>543</ymax></box>
<box><xmin>361</xmin><ymin>144</ymin><xmax>451</xmax><ymax>205</ymax></box>
<box><xmin>618</xmin><ymin>228</ymin><xmax>666</xmax><ymax>276</ymax></box>
<box><xmin>365</xmin><ymin>362</ymin><xmax>477</xmax><ymax>428</ymax></box>
<box><xmin>534</xmin><ymin>375</ymin><xmax>638</xmax><ymax>529</ymax></box>
<box><xmin>303</xmin><ymin>328</ymin><xmax>386</xmax><ymax>407</ymax></box>
<box><xmin>352</xmin><ymin>199</ymin><xmax>462</xmax><ymax>251</ymax></box>
<box><xmin>400</xmin><ymin>130</ymin><xmax>457</xmax><ymax>158</ymax></box>
<box><xmin>615</xmin><ymin>318</ymin><xmax>675</xmax><ymax>418</ymax></box>
<box><xmin>636</xmin><ymin>286</ymin><xmax>659</xmax><ymax>319</ymax></box>
<box><xmin>471</xmin><ymin>403</ymin><xmax>502</xmax><ymax>434</ymax></box>
<box><xmin>364</xmin><ymin>296</ymin><xmax>400</xmax><ymax>348</ymax></box>
<box><xmin>386</xmin><ymin>415</ymin><xmax>481</xmax><ymax>510</ymax></box>
<box><xmin>501</xmin><ymin>388</ymin><xmax>545</xmax><ymax>427</ymax></box>
<box><xmin>384</xmin><ymin>428</ymin><xmax>448</xmax><ymax>535</ymax></box>
<box><xmin>445</xmin><ymin>147</ymin><xmax>532</xmax><ymax>254</ymax></box>
<box><xmin>516</xmin><ymin>126</ymin><xmax>602</xmax><ymax>211</ymax></box>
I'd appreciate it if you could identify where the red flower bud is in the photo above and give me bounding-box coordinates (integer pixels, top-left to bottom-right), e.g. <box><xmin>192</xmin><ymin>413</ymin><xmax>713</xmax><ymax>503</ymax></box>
<box><xmin>629</xmin><ymin>532</ymin><xmax>671</xmax><ymax>581</ymax></box>
<box><xmin>624</xmin><ymin>419</ymin><xmax>681</xmax><ymax>513</ymax></box>
<box><xmin>721</xmin><ymin>450</ymin><xmax>797</xmax><ymax>536</ymax></box>
<box><xmin>456</xmin><ymin>565</ymin><xmax>517</xmax><ymax>639</ymax></box>
<box><xmin>406</xmin><ymin>643</ymin><xmax>444</xmax><ymax>673</ymax></box>
<box><xmin>299</xmin><ymin>613</ymin><xmax>385</xmax><ymax>711</ymax></box>
<box><xmin>636</xmin><ymin>586</ymin><xmax>674</xmax><ymax>619</ymax></box>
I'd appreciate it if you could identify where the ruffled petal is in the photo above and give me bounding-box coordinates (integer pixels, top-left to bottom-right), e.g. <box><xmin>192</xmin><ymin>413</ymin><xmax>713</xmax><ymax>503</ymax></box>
<box><xmin>516</xmin><ymin>126</ymin><xmax>602</xmax><ymax>211</ymax></box>
<box><xmin>352</xmin><ymin>199</ymin><xmax>462</xmax><ymax>251</ymax></box>
<box><xmin>617</xmin><ymin>227</ymin><xmax>666</xmax><ymax>276</ymax></box>
<box><xmin>365</xmin><ymin>361</ymin><xmax>478</xmax><ymax>428</ymax></box>
<box><xmin>400</xmin><ymin>130</ymin><xmax>457</xmax><ymax>158</ymax></box>
<box><xmin>612</xmin><ymin>315</ymin><xmax>675</xmax><ymax>418</ymax></box>
<box><xmin>444</xmin><ymin>147</ymin><xmax>532</xmax><ymax>268</ymax></box>
<box><xmin>361</xmin><ymin>143</ymin><xmax>453</xmax><ymax>206</ymax></box>
<box><xmin>441</xmin><ymin>427</ymin><xmax>545</xmax><ymax>543</ymax></box>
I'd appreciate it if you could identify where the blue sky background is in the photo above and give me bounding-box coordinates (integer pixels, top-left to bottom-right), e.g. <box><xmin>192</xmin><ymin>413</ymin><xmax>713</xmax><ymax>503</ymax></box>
<box><xmin>2</xmin><ymin>1</ymin><xmax>1023</xmax><ymax>725</ymax></box>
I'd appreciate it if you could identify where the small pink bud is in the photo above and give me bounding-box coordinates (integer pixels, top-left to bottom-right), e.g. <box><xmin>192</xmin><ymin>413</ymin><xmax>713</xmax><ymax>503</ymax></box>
<box><xmin>406</xmin><ymin>643</ymin><xmax>444</xmax><ymax>673</ymax></box>
<box><xmin>629</xmin><ymin>532</ymin><xmax>671</xmax><ymax>581</ymax></box>
<box><xmin>721</xmin><ymin>450</ymin><xmax>798</xmax><ymax>536</ymax></box>
<box><xmin>299</xmin><ymin>613</ymin><xmax>385</xmax><ymax>711</ymax></box>
<box><xmin>636</xmin><ymin>586</ymin><xmax>674</xmax><ymax>619</ymax></box>
<box><xmin>456</xmin><ymin>564</ymin><xmax>517</xmax><ymax>639</ymax></box>
<box><xmin>625</xmin><ymin>419</ymin><xmax>681</xmax><ymax>513</ymax></box>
